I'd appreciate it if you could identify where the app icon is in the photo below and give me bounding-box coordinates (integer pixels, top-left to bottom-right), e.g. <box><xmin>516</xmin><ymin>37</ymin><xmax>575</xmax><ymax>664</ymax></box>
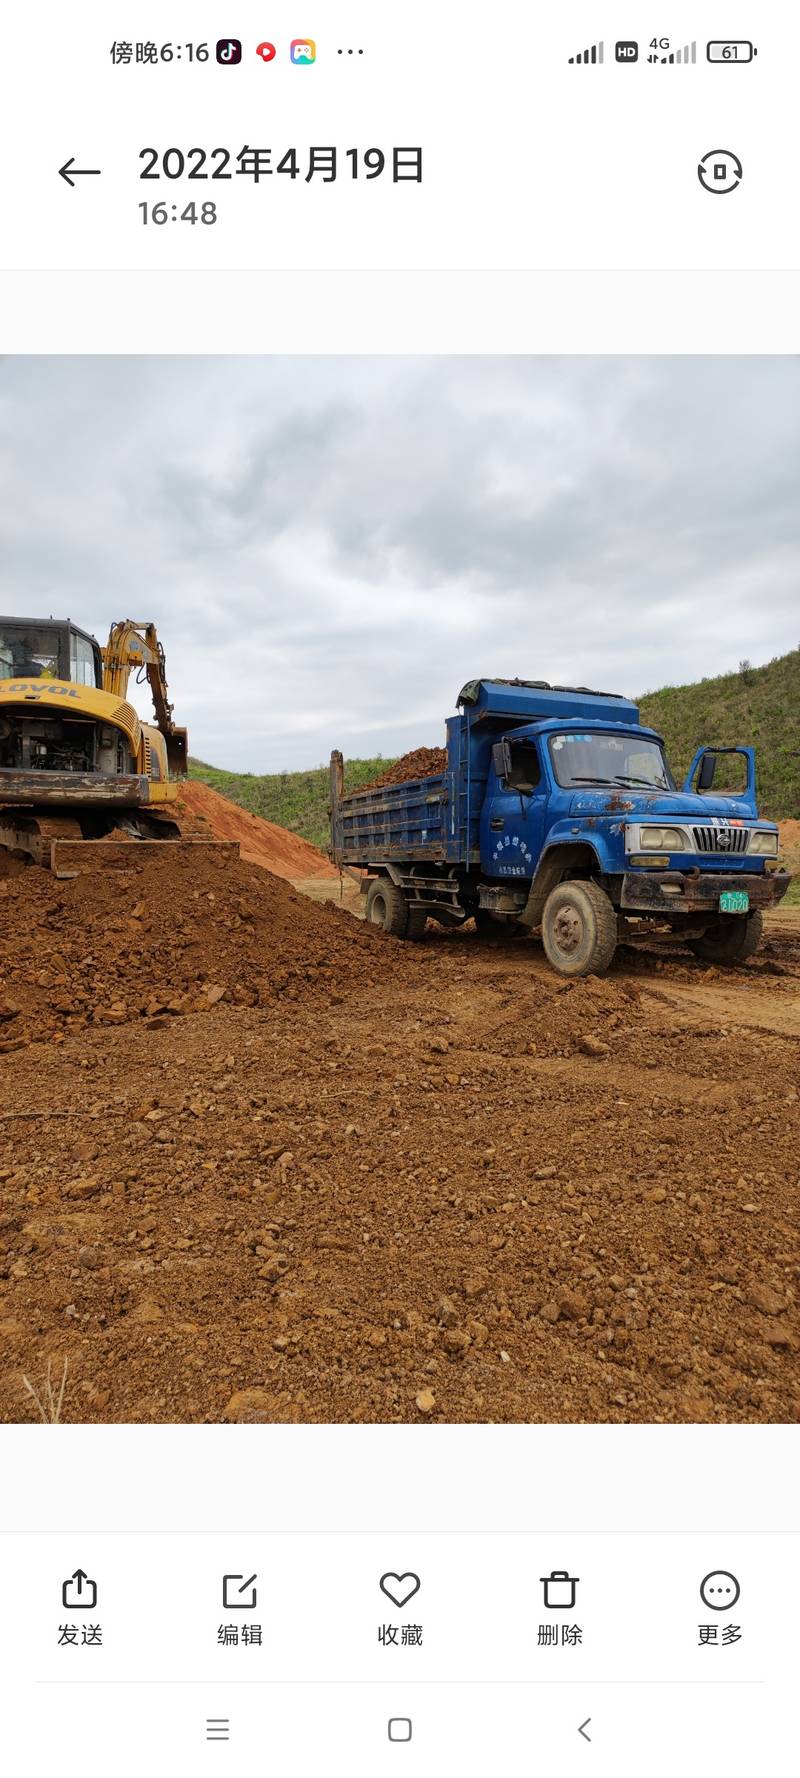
<box><xmin>698</xmin><ymin>149</ymin><xmax>743</xmax><ymax>194</ymax></box>
<box><xmin>541</xmin><ymin>1568</ymin><xmax>580</xmax><ymax>1609</ymax></box>
<box><xmin>62</xmin><ymin>1567</ymin><xmax>98</xmax><ymax>1610</ymax></box>
<box><xmin>700</xmin><ymin>1570</ymin><xmax>740</xmax><ymax>1610</ymax></box>
<box><xmin>223</xmin><ymin>1572</ymin><xmax>258</xmax><ymax>1609</ymax></box>
<box><xmin>216</xmin><ymin>39</ymin><xmax>242</xmax><ymax>65</ymax></box>
<box><xmin>380</xmin><ymin>1571</ymin><xmax>421</xmax><ymax>1609</ymax></box>
<box><xmin>256</xmin><ymin>41</ymin><xmax>277</xmax><ymax>62</ymax></box>
<box><xmin>290</xmin><ymin>39</ymin><xmax>316</xmax><ymax>64</ymax></box>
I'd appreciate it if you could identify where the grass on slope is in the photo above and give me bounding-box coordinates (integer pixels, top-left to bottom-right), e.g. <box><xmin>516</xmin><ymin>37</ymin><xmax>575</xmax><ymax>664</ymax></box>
<box><xmin>188</xmin><ymin>756</ymin><xmax>394</xmax><ymax>854</ymax></box>
<box><xmin>639</xmin><ymin>649</ymin><xmax>800</xmax><ymax>822</ymax></box>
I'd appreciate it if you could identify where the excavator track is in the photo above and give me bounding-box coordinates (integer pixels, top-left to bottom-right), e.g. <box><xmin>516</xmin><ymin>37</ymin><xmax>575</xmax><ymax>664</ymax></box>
<box><xmin>0</xmin><ymin>812</ymin><xmax>83</xmax><ymax>870</ymax></box>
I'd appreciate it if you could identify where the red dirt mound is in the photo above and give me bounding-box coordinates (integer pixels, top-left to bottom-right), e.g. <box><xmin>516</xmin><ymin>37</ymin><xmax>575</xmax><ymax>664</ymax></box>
<box><xmin>0</xmin><ymin>843</ymin><xmax>418</xmax><ymax>1053</ymax></box>
<box><xmin>357</xmin><ymin>748</ymin><xmax>448</xmax><ymax>794</ymax></box>
<box><xmin>175</xmin><ymin>780</ymin><xmax>336</xmax><ymax>880</ymax></box>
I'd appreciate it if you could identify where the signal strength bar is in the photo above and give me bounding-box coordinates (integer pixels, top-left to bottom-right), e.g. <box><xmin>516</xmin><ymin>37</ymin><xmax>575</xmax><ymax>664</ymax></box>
<box><xmin>568</xmin><ymin>41</ymin><xmax>604</xmax><ymax>65</ymax></box>
<box><xmin>657</xmin><ymin>42</ymin><xmax>697</xmax><ymax>63</ymax></box>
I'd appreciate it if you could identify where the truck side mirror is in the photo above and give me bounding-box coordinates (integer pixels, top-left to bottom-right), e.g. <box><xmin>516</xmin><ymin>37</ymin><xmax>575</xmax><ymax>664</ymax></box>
<box><xmin>492</xmin><ymin>740</ymin><xmax>513</xmax><ymax>780</ymax></box>
<box><xmin>697</xmin><ymin>752</ymin><xmax>716</xmax><ymax>792</ymax></box>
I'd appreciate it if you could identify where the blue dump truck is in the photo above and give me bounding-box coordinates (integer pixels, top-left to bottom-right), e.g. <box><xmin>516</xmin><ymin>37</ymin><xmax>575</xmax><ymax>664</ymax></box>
<box><xmin>330</xmin><ymin>678</ymin><xmax>791</xmax><ymax>977</ymax></box>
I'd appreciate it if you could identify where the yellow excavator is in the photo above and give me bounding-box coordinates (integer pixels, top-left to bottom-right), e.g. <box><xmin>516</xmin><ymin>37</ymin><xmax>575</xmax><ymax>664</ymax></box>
<box><xmin>0</xmin><ymin>615</ymin><xmax>224</xmax><ymax>876</ymax></box>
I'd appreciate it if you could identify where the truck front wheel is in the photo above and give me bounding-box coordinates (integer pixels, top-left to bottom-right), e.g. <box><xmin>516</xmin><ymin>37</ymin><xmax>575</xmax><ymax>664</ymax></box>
<box><xmin>365</xmin><ymin>879</ymin><xmax>410</xmax><ymax>938</ymax></box>
<box><xmin>541</xmin><ymin>879</ymin><xmax>618</xmax><ymax>978</ymax></box>
<box><xmin>688</xmin><ymin>909</ymin><xmax>764</xmax><ymax>965</ymax></box>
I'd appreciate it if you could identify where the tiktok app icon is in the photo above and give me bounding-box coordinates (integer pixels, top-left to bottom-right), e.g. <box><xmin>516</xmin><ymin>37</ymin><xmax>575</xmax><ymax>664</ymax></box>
<box><xmin>216</xmin><ymin>38</ymin><xmax>243</xmax><ymax>64</ymax></box>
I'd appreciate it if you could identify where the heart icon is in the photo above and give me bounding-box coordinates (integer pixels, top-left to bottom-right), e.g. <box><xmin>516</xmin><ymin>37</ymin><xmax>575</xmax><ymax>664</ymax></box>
<box><xmin>380</xmin><ymin>1571</ymin><xmax>421</xmax><ymax>1609</ymax></box>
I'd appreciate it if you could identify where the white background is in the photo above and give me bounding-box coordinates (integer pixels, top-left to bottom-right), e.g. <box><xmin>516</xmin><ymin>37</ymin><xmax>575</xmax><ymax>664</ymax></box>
<box><xmin>1</xmin><ymin>1</ymin><xmax>796</xmax><ymax>272</ymax></box>
<box><xmin>1</xmin><ymin>1428</ymin><xmax>796</xmax><ymax>1776</ymax></box>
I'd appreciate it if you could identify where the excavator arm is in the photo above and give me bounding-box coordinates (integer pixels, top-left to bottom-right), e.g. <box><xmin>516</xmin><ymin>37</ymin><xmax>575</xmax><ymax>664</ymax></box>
<box><xmin>102</xmin><ymin>621</ymin><xmax>188</xmax><ymax>775</ymax></box>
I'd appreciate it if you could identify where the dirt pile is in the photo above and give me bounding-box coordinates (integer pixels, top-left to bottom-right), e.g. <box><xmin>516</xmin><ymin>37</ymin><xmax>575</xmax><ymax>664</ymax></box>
<box><xmin>356</xmin><ymin>748</ymin><xmax>448</xmax><ymax>794</ymax></box>
<box><xmin>175</xmin><ymin>781</ymin><xmax>336</xmax><ymax>881</ymax></box>
<box><xmin>1</xmin><ymin>904</ymin><xmax>798</xmax><ymax>1427</ymax></box>
<box><xmin>0</xmin><ymin>845</ymin><xmax>416</xmax><ymax>1053</ymax></box>
<box><xmin>779</xmin><ymin>819</ymin><xmax>800</xmax><ymax>878</ymax></box>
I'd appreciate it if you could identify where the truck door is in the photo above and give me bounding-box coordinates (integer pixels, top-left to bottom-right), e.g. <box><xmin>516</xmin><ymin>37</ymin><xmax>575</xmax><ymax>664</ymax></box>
<box><xmin>482</xmin><ymin>738</ymin><xmax>547</xmax><ymax>881</ymax></box>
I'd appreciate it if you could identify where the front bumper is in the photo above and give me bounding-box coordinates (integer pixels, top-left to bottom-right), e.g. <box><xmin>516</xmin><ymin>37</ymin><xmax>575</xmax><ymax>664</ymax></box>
<box><xmin>0</xmin><ymin>769</ymin><xmax>150</xmax><ymax>807</ymax></box>
<box><xmin>620</xmin><ymin>868</ymin><xmax>792</xmax><ymax>914</ymax></box>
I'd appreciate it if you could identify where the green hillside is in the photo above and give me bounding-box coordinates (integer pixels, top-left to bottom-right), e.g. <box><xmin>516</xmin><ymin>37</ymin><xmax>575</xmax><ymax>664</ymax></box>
<box><xmin>639</xmin><ymin>648</ymin><xmax>799</xmax><ymax>821</ymax></box>
<box><xmin>190</xmin><ymin>648</ymin><xmax>799</xmax><ymax>856</ymax></box>
<box><xmin>188</xmin><ymin>756</ymin><xmax>393</xmax><ymax>853</ymax></box>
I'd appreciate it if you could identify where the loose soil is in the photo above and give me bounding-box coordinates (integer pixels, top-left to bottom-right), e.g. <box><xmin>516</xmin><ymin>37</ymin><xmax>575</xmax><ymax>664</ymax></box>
<box><xmin>0</xmin><ymin>849</ymin><xmax>798</xmax><ymax>1427</ymax></box>
<box><xmin>175</xmin><ymin>779</ymin><xmax>336</xmax><ymax>881</ymax></box>
<box><xmin>355</xmin><ymin>748</ymin><xmax>448</xmax><ymax>794</ymax></box>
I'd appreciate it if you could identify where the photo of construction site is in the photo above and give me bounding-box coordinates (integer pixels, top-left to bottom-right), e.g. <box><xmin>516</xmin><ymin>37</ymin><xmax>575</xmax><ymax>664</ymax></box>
<box><xmin>0</xmin><ymin>355</ymin><xmax>797</xmax><ymax>1425</ymax></box>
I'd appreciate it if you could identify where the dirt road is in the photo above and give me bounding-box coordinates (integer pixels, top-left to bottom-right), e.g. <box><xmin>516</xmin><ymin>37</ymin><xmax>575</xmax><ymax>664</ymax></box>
<box><xmin>1</xmin><ymin>845</ymin><xmax>797</xmax><ymax>1427</ymax></box>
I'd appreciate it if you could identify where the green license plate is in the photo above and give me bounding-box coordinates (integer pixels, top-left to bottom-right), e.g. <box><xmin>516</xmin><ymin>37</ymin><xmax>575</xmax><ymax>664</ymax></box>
<box><xmin>719</xmin><ymin>890</ymin><xmax>749</xmax><ymax>914</ymax></box>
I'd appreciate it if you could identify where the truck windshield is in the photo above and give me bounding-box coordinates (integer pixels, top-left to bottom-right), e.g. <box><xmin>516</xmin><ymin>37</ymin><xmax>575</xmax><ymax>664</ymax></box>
<box><xmin>549</xmin><ymin>731</ymin><xmax>673</xmax><ymax>790</ymax></box>
<box><xmin>0</xmin><ymin>625</ymin><xmax>61</xmax><ymax>679</ymax></box>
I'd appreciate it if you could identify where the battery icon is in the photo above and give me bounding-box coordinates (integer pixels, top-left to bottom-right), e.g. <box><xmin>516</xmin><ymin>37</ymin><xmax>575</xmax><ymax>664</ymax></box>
<box><xmin>707</xmin><ymin>41</ymin><xmax>757</xmax><ymax>63</ymax></box>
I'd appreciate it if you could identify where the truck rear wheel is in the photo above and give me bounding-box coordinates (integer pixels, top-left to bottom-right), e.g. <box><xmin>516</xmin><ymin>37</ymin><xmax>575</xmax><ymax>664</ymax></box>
<box><xmin>541</xmin><ymin>879</ymin><xmax>618</xmax><ymax>978</ymax></box>
<box><xmin>688</xmin><ymin>909</ymin><xmax>763</xmax><ymax>965</ymax></box>
<box><xmin>365</xmin><ymin>879</ymin><xmax>410</xmax><ymax>938</ymax></box>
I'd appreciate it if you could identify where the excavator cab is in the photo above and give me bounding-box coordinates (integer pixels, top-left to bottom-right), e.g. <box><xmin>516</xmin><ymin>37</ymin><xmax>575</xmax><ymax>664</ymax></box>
<box><xmin>0</xmin><ymin>618</ymin><xmax>104</xmax><ymax>689</ymax></box>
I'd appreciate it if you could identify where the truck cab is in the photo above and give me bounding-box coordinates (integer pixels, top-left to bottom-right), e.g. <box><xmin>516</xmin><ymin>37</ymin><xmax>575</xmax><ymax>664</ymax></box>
<box><xmin>480</xmin><ymin>714</ymin><xmax>785</xmax><ymax>970</ymax></box>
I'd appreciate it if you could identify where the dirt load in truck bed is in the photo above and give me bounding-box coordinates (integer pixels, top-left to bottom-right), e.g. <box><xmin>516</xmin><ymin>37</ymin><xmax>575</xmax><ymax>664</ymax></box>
<box><xmin>0</xmin><ymin>833</ymin><xmax>798</xmax><ymax>1427</ymax></box>
<box><xmin>355</xmin><ymin>747</ymin><xmax>448</xmax><ymax>794</ymax></box>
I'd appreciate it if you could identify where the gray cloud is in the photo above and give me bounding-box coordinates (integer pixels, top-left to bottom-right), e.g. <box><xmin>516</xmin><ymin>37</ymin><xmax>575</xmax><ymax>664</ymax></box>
<box><xmin>0</xmin><ymin>355</ymin><xmax>797</xmax><ymax>768</ymax></box>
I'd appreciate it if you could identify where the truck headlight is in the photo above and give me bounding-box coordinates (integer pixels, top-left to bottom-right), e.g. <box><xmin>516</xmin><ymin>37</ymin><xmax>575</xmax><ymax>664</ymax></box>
<box><xmin>749</xmin><ymin>831</ymin><xmax>778</xmax><ymax>857</ymax></box>
<box><xmin>639</xmin><ymin>826</ymin><xmax>687</xmax><ymax>851</ymax></box>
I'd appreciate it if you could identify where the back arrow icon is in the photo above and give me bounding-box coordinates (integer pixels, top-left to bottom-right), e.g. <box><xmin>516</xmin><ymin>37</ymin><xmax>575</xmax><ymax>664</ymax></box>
<box><xmin>578</xmin><ymin>1718</ymin><xmax>592</xmax><ymax>1742</ymax></box>
<box><xmin>59</xmin><ymin>158</ymin><xmax>102</xmax><ymax>187</ymax></box>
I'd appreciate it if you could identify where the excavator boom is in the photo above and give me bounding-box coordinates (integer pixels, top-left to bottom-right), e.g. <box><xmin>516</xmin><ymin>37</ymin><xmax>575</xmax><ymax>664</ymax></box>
<box><xmin>102</xmin><ymin>620</ymin><xmax>188</xmax><ymax>775</ymax></box>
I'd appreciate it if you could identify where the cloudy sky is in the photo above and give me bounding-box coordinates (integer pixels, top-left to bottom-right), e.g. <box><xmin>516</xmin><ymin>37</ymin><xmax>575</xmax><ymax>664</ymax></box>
<box><xmin>0</xmin><ymin>355</ymin><xmax>797</xmax><ymax>770</ymax></box>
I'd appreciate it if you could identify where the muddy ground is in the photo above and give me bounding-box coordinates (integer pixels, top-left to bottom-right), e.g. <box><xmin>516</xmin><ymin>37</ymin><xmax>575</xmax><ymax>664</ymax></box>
<box><xmin>0</xmin><ymin>849</ymin><xmax>798</xmax><ymax>1426</ymax></box>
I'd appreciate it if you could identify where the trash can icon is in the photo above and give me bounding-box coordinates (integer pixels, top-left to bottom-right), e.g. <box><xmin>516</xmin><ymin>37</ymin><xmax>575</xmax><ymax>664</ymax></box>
<box><xmin>541</xmin><ymin>1568</ymin><xmax>579</xmax><ymax>1609</ymax></box>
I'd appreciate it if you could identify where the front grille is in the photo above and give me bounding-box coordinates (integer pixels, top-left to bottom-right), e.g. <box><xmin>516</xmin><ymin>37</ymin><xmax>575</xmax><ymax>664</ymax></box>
<box><xmin>692</xmin><ymin>824</ymin><xmax>749</xmax><ymax>855</ymax></box>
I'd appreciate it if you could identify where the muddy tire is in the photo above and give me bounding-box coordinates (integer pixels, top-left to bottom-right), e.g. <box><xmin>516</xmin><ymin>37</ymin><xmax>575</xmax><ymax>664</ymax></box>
<box><xmin>541</xmin><ymin>879</ymin><xmax>618</xmax><ymax>978</ymax></box>
<box><xmin>365</xmin><ymin>879</ymin><xmax>409</xmax><ymax>938</ymax></box>
<box><xmin>405</xmin><ymin>905</ymin><xmax>429</xmax><ymax>941</ymax></box>
<box><xmin>688</xmin><ymin>909</ymin><xmax>764</xmax><ymax>965</ymax></box>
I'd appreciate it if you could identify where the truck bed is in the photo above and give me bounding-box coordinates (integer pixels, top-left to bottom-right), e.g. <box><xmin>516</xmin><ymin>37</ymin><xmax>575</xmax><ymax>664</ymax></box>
<box><xmin>332</xmin><ymin>771</ymin><xmax>450</xmax><ymax>863</ymax></box>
